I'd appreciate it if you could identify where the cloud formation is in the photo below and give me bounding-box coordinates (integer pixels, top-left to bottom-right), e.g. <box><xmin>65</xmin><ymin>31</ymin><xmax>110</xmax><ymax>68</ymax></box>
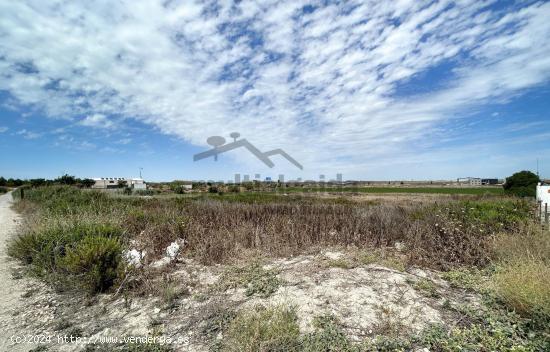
<box><xmin>1</xmin><ymin>0</ymin><xmax>549</xmax><ymax>176</ymax></box>
<box><xmin>80</xmin><ymin>114</ymin><xmax>114</xmax><ymax>129</ymax></box>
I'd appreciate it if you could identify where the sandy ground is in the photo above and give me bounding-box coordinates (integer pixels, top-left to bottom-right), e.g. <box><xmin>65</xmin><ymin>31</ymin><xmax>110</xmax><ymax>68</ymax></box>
<box><xmin>0</xmin><ymin>192</ymin><xmax>38</xmax><ymax>351</ymax></box>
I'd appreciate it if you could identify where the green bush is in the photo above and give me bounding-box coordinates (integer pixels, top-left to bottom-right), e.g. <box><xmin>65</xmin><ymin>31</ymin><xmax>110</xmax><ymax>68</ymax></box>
<box><xmin>60</xmin><ymin>235</ymin><xmax>123</xmax><ymax>293</ymax></box>
<box><xmin>503</xmin><ymin>170</ymin><xmax>540</xmax><ymax>197</ymax></box>
<box><xmin>8</xmin><ymin>222</ymin><xmax>124</xmax><ymax>293</ymax></box>
<box><xmin>0</xmin><ymin>186</ymin><xmax>8</xmax><ymax>194</ymax></box>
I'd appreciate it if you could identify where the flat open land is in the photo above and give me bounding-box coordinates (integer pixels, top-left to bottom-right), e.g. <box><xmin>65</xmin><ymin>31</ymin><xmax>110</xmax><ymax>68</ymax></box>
<box><xmin>1</xmin><ymin>186</ymin><xmax>548</xmax><ymax>351</ymax></box>
<box><xmin>284</xmin><ymin>186</ymin><xmax>505</xmax><ymax>195</ymax></box>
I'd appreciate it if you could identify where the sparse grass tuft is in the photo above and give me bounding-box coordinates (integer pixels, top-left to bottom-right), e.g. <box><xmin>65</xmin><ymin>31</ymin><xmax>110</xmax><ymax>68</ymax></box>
<box><xmin>301</xmin><ymin>314</ymin><xmax>354</xmax><ymax>351</ymax></box>
<box><xmin>221</xmin><ymin>304</ymin><xmax>300</xmax><ymax>352</ymax></box>
<box><xmin>373</xmin><ymin>305</ymin><xmax>408</xmax><ymax>338</ymax></box>
<box><xmin>412</xmin><ymin>278</ymin><xmax>440</xmax><ymax>298</ymax></box>
<box><xmin>216</xmin><ymin>262</ymin><xmax>281</xmax><ymax>298</ymax></box>
<box><xmin>159</xmin><ymin>280</ymin><xmax>189</xmax><ymax>309</ymax></box>
<box><xmin>121</xmin><ymin>343</ymin><xmax>173</xmax><ymax>352</ymax></box>
<box><xmin>441</xmin><ymin>268</ymin><xmax>485</xmax><ymax>291</ymax></box>
<box><xmin>358</xmin><ymin>249</ymin><xmax>407</xmax><ymax>272</ymax></box>
<box><xmin>327</xmin><ymin>257</ymin><xmax>357</xmax><ymax>269</ymax></box>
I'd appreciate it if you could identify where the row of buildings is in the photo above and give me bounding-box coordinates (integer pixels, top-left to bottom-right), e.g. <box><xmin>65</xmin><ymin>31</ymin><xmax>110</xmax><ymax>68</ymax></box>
<box><xmin>91</xmin><ymin>177</ymin><xmax>146</xmax><ymax>190</ymax></box>
<box><xmin>456</xmin><ymin>177</ymin><xmax>501</xmax><ymax>186</ymax></box>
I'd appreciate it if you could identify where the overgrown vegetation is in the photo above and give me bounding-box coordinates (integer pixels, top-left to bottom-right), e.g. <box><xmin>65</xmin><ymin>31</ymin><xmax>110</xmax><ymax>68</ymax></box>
<box><xmin>8</xmin><ymin>184</ymin><xmax>549</xmax><ymax>350</ymax></box>
<box><xmin>9</xmin><ymin>186</ymin><xmax>534</xmax><ymax>294</ymax></box>
<box><xmin>420</xmin><ymin>298</ymin><xmax>549</xmax><ymax>351</ymax></box>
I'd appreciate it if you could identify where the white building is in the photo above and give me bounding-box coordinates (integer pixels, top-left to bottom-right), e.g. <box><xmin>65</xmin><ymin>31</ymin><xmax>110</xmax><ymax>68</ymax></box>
<box><xmin>457</xmin><ymin>177</ymin><xmax>482</xmax><ymax>186</ymax></box>
<box><xmin>92</xmin><ymin>177</ymin><xmax>146</xmax><ymax>190</ymax></box>
<box><xmin>536</xmin><ymin>183</ymin><xmax>550</xmax><ymax>208</ymax></box>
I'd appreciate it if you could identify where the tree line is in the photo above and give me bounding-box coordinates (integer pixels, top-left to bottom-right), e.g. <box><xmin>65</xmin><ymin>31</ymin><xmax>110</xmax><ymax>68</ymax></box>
<box><xmin>0</xmin><ymin>174</ymin><xmax>95</xmax><ymax>188</ymax></box>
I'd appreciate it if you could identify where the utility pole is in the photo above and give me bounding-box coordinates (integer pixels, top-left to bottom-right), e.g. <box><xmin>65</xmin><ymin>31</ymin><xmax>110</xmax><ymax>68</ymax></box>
<box><xmin>537</xmin><ymin>158</ymin><xmax>539</xmax><ymax>178</ymax></box>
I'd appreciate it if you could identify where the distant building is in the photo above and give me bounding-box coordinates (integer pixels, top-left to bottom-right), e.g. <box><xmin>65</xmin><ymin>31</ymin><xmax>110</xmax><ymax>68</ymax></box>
<box><xmin>92</xmin><ymin>177</ymin><xmax>146</xmax><ymax>190</ymax></box>
<box><xmin>481</xmin><ymin>178</ymin><xmax>499</xmax><ymax>185</ymax></box>
<box><xmin>457</xmin><ymin>177</ymin><xmax>481</xmax><ymax>186</ymax></box>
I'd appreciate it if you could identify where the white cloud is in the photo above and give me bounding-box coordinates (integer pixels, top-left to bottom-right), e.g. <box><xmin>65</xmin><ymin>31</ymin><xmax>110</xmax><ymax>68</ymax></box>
<box><xmin>0</xmin><ymin>126</ymin><xmax>8</xmax><ymax>133</ymax></box>
<box><xmin>16</xmin><ymin>129</ymin><xmax>41</xmax><ymax>139</ymax></box>
<box><xmin>116</xmin><ymin>137</ymin><xmax>132</xmax><ymax>145</ymax></box>
<box><xmin>0</xmin><ymin>1</ymin><xmax>549</xmax><ymax>177</ymax></box>
<box><xmin>80</xmin><ymin>114</ymin><xmax>114</xmax><ymax>129</ymax></box>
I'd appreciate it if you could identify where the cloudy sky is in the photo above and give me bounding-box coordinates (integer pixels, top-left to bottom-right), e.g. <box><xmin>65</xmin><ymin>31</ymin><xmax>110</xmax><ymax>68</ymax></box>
<box><xmin>1</xmin><ymin>0</ymin><xmax>549</xmax><ymax>181</ymax></box>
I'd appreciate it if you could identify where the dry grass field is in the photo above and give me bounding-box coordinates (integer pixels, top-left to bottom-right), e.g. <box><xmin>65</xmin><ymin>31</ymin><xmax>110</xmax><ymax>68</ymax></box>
<box><xmin>4</xmin><ymin>186</ymin><xmax>549</xmax><ymax>351</ymax></box>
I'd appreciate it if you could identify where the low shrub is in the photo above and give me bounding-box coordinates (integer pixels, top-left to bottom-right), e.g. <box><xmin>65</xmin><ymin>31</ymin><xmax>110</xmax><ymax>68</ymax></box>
<box><xmin>60</xmin><ymin>235</ymin><xmax>123</xmax><ymax>293</ymax></box>
<box><xmin>8</xmin><ymin>222</ymin><xmax>124</xmax><ymax>293</ymax></box>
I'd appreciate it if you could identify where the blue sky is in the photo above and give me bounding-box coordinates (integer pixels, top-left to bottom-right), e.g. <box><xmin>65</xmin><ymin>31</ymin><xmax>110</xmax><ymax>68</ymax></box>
<box><xmin>1</xmin><ymin>0</ymin><xmax>550</xmax><ymax>181</ymax></box>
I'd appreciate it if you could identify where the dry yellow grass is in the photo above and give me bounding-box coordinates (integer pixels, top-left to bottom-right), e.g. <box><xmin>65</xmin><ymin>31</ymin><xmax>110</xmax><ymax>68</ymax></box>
<box><xmin>491</xmin><ymin>226</ymin><xmax>550</xmax><ymax>318</ymax></box>
<box><xmin>492</xmin><ymin>259</ymin><xmax>550</xmax><ymax>317</ymax></box>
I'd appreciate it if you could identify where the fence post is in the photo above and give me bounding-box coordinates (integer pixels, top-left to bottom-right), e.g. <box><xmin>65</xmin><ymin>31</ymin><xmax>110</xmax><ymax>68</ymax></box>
<box><xmin>20</xmin><ymin>187</ymin><xmax>24</xmax><ymax>199</ymax></box>
<box><xmin>546</xmin><ymin>203</ymin><xmax>549</xmax><ymax>226</ymax></box>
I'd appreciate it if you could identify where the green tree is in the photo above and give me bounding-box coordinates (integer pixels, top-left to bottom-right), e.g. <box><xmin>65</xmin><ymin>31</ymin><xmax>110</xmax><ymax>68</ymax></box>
<box><xmin>503</xmin><ymin>170</ymin><xmax>540</xmax><ymax>197</ymax></box>
<box><xmin>0</xmin><ymin>177</ymin><xmax>6</xmax><ymax>186</ymax></box>
<box><xmin>81</xmin><ymin>179</ymin><xmax>95</xmax><ymax>188</ymax></box>
<box><xmin>8</xmin><ymin>178</ymin><xmax>24</xmax><ymax>187</ymax></box>
<box><xmin>30</xmin><ymin>178</ymin><xmax>46</xmax><ymax>187</ymax></box>
<box><xmin>56</xmin><ymin>174</ymin><xmax>76</xmax><ymax>185</ymax></box>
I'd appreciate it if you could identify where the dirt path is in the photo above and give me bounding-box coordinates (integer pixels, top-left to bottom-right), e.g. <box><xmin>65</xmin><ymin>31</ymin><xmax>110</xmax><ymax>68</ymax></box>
<box><xmin>0</xmin><ymin>192</ymin><xmax>37</xmax><ymax>351</ymax></box>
